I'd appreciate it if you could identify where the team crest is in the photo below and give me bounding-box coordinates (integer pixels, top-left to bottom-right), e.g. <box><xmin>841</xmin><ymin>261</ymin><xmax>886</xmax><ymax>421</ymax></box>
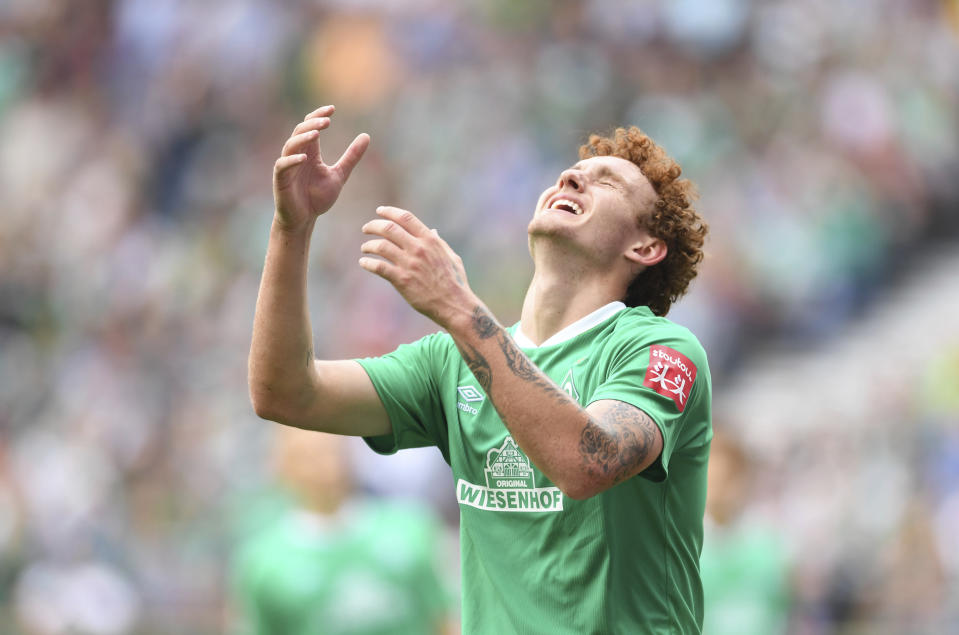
<box><xmin>560</xmin><ymin>368</ymin><xmax>580</xmax><ymax>402</ymax></box>
<box><xmin>484</xmin><ymin>437</ymin><xmax>535</xmax><ymax>489</ymax></box>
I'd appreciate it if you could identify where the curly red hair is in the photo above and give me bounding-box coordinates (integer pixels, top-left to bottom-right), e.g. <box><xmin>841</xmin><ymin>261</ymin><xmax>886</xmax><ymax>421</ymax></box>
<box><xmin>579</xmin><ymin>127</ymin><xmax>707</xmax><ymax>316</ymax></box>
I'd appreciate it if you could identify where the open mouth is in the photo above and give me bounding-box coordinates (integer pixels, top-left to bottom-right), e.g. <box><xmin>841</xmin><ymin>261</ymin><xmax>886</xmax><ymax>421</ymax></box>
<box><xmin>548</xmin><ymin>198</ymin><xmax>584</xmax><ymax>215</ymax></box>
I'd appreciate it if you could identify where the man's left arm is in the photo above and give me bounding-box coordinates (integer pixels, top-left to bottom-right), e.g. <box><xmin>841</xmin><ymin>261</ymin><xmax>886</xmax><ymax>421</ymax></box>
<box><xmin>359</xmin><ymin>207</ymin><xmax>662</xmax><ymax>500</ymax></box>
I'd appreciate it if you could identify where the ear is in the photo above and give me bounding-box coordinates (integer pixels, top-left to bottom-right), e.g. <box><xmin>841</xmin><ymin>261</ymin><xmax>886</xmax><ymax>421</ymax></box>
<box><xmin>625</xmin><ymin>234</ymin><xmax>667</xmax><ymax>268</ymax></box>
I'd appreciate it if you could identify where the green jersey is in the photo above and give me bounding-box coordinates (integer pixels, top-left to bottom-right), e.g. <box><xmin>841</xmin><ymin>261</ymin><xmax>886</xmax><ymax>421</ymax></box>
<box><xmin>700</xmin><ymin>520</ymin><xmax>791</xmax><ymax>634</ymax></box>
<box><xmin>231</xmin><ymin>499</ymin><xmax>450</xmax><ymax>635</ymax></box>
<box><xmin>358</xmin><ymin>303</ymin><xmax>712</xmax><ymax>634</ymax></box>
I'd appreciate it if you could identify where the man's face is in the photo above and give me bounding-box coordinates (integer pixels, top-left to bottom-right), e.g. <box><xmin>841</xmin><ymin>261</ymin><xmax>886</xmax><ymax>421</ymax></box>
<box><xmin>275</xmin><ymin>428</ymin><xmax>353</xmax><ymax>500</ymax></box>
<box><xmin>528</xmin><ymin>155</ymin><xmax>659</xmax><ymax>266</ymax></box>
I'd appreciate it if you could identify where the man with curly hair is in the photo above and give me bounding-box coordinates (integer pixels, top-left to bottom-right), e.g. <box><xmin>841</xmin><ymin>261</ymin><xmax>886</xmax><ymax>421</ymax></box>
<box><xmin>249</xmin><ymin>106</ymin><xmax>712</xmax><ymax>634</ymax></box>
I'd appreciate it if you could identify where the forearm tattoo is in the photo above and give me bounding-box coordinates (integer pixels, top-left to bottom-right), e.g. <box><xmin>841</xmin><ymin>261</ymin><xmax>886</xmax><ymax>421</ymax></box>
<box><xmin>578</xmin><ymin>402</ymin><xmax>657</xmax><ymax>485</ymax></box>
<box><xmin>465</xmin><ymin>307</ymin><xmax>569</xmax><ymax>404</ymax></box>
<box><xmin>458</xmin><ymin>341</ymin><xmax>493</xmax><ymax>394</ymax></box>
<box><xmin>459</xmin><ymin>307</ymin><xmax>655</xmax><ymax>487</ymax></box>
<box><xmin>471</xmin><ymin>306</ymin><xmax>498</xmax><ymax>339</ymax></box>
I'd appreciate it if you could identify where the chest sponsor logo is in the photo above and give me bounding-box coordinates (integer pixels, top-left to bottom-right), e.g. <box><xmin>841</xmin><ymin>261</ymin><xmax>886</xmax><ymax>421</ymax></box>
<box><xmin>456</xmin><ymin>385</ymin><xmax>484</xmax><ymax>415</ymax></box>
<box><xmin>643</xmin><ymin>345</ymin><xmax>697</xmax><ymax>412</ymax></box>
<box><xmin>456</xmin><ymin>437</ymin><xmax>563</xmax><ymax>512</ymax></box>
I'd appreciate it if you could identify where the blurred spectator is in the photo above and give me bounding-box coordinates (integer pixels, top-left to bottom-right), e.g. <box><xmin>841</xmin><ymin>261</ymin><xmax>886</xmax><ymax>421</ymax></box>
<box><xmin>230</xmin><ymin>428</ymin><xmax>454</xmax><ymax>635</ymax></box>
<box><xmin>700</xmin><ymin>428</ymin><xmax>792</xmax><ymax>634</ymax></box>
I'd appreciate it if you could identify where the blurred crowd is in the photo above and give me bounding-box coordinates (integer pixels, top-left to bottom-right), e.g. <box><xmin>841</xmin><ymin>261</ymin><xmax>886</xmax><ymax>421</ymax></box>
<box><xmin>0</xmin><ymin>0</ymin><xmax>957</xmax><ymax>632</ymax></box>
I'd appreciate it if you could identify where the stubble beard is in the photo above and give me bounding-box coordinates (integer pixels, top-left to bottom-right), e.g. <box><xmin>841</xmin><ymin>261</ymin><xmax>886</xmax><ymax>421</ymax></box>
<box><xmin>527</xmin><ymin>217</ymin><xmax>595</xmax><ymax>272</ymax></box>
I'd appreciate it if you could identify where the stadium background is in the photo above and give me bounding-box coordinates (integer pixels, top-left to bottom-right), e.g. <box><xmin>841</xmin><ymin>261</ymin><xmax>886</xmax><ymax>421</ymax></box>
<box><xmin>1</xmin><ymin>0</ymin><xmax>958</xmax><ymax>632</ymax></box>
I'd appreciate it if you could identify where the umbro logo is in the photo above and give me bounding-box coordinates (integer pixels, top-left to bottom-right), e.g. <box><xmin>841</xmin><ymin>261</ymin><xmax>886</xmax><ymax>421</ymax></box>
<box><xmin>457</xmin><ymin>385</ymin><xmax>484</xmax><ymax>415</ymax></box>
<box><xmin>457</xmin><ymin>386</ymin><xmax>485</xmax><ymax>403</ymax></box>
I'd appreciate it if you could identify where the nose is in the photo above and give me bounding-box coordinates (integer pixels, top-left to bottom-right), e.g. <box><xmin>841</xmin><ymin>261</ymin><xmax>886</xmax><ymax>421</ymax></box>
<box><xmin>559</xmin><ymin>168</ymin><xmax>584</xmax><ymax>192</ymax></box>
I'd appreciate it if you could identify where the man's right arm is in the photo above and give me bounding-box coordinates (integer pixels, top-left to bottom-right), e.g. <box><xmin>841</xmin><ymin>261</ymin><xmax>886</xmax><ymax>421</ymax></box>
<box><xmin>247</xmin><ymin>106</ymin><xmax>389</xmax><ymax>437</ymax></box>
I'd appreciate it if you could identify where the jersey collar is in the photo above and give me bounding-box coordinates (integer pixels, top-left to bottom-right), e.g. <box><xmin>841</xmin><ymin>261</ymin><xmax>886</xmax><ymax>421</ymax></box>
<box><xmin>514</xmin><ymin>301</ymin><xmax>627</xmax><ymax>348</ymax></box>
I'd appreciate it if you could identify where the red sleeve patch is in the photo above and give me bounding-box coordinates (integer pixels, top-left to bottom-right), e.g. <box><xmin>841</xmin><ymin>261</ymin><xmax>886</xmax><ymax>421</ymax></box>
<box><xmin>643</xmin><ymin>345</ymin><xmax>697</xmax><ymax>412</ymax></box>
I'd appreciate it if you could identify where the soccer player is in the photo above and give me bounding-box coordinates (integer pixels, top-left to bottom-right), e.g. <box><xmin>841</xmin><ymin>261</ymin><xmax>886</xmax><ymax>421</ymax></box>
<box><xmin>249</xmin><ymin>105</ymin><xmax>711</xmax><ymax>633</ymax></box>
<box><xmin>231</xmin><ymin>428</ymin><xmax>452</xmax><ymax>635</ymax></box>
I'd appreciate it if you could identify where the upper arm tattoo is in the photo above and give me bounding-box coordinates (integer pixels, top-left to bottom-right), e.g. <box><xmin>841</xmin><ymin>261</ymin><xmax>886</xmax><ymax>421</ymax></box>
<box><xmin>579</xmin><ymin>401</ymin><xmax>660</xmax><ymax>486</ymax></box>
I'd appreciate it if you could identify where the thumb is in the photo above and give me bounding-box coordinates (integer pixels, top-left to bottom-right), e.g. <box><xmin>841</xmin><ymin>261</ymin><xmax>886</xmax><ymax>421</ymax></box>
<box><xmin>432</xmin><ymin>229</ymin><xmax>461</xmax><ymax>261</ymax></box>
<box><xmin>333</xmin><ymin>133</ymin><xmax>371</xmax><ymax>181</ymax></box>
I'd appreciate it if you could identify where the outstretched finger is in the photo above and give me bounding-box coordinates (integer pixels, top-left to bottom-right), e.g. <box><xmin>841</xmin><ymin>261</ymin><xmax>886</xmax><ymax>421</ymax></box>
<box><xmin>361</xmin><ymin>218</ymin><xmax>416</xmax><ymax>250</ymax></box>
<box><xmin>358</xmin><ymin>256</ymin><xmax>400</xmax><ymax>283</ymax></box>
<box><xmin>376</xmin><ymin>206</ymin><xmax>430</xmax><ymax>238</ymax></box>
<box><xmin>333</xmin><ymin>133</ymin><xmax>370</xmax><ymax>181</ymax></box>
<box><xmin>282</xmin><ymin>129</ymin><xmax>320</xmax><ymax>156</ymax></box>
<box><xmin>292</xmin><ymin>116</ymin><xmax>331</xmax><ymax>137</ymax></box>
<box><xmin>275</xmin><ymin>153</ymin><xmax>308</xmax><ymax>175</ymax></box>
<box><xmin>304</xmin><ymin>105</ymin><xmax>335</xmax><ymax>121</ymax></box>
<box><xmin>360</xmin><ymin>238</ymin><xmax>404</xmax><ymax>264</ymax></box>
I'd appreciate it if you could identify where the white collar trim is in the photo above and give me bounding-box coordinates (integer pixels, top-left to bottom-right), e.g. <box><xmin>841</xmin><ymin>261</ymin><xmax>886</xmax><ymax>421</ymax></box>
<box><xmin>514</xmin><ymin>301</ymin><xmax>626</xmax><ymax>348</ymax></box>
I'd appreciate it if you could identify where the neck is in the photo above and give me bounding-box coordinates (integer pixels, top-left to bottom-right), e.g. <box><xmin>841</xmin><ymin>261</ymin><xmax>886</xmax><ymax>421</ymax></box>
<box><xmin>519</xmin><ymin>267</ymin><xmax>625</xmax><ymax>346</ymax></box>
<box><xmin>292</xmin><ymin>487</ymin><xmax>351</xmax><ymax>516</ymax></box>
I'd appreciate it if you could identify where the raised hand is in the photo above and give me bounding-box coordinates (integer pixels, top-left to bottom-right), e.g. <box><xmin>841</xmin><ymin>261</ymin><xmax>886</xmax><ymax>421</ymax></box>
<box><xmin>273</xmin><ymin>105</ymin><xmax>370</xmax><ymax>232</ymax></box>
<box><xmin>359</xmin><ymin>206</ymin><xmax>477</xmax><ymax>328</ymax></box>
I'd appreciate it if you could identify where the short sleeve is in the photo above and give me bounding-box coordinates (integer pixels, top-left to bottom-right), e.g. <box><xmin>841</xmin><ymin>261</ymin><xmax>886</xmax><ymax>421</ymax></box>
<box><xmin>355</xmin><ymin>333</ymin><xmax>449</xmax><ymax>460</ymax></box>
<box><xmin>586</xmin><ymin>332</ymin><xmax>708</xmax><ymax>482</ymax></box>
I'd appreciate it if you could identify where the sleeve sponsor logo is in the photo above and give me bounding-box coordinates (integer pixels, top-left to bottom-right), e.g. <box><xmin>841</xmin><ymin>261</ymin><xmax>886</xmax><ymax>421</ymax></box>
<box><xmin>643</xmin><ymin>345</ymin><xmax>697</xmax><ymax>412</ymax></box>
